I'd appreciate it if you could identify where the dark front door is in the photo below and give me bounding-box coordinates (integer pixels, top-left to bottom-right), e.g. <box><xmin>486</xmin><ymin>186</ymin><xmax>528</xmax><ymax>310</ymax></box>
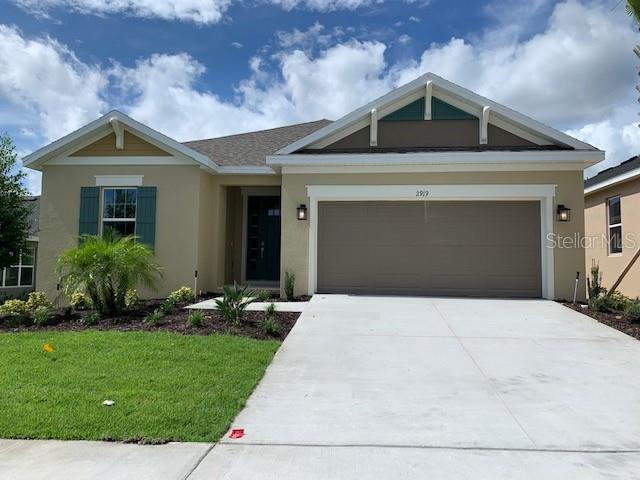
<box><xmin>246</xmin><ymin>196</ymin><xmax>281</xmax><ymax>281</ymax></box>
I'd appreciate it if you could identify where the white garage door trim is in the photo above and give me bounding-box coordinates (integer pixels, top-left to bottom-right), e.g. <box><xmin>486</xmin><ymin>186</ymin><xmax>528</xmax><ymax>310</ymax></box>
<box><xmin>306</xmin><ymin>184</ymin><xmax>556</xmax><ymax>299</ymax></box>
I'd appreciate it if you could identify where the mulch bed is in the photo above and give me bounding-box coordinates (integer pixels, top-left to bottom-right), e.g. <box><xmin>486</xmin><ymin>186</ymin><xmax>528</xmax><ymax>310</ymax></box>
<box><xmin>562</xmin><ymin>302</ymin><xmax>640</xmax><ymax>341</ymax></box>
<box><xmin>0</xmin><ymin>298</ymin><xmax>301</xmax><ymax>341</ymax></box>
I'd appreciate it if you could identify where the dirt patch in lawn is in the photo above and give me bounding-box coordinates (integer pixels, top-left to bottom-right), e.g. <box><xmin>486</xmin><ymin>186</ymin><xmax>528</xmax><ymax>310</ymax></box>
<box><xmin>0</xmin><ymin>299</ymin><xmax>300</xmax><ymax>341</ymax></box>
<box><xmin>562</xmin><ymin>302</ymin><xmax>640</xmax><ymax>341</ymax></box>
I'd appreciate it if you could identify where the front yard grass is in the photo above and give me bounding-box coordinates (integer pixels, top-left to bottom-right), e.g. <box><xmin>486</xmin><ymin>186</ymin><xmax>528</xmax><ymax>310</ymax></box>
<box><xmin>0</xmin><ymin>331</ymin><xmax>280</xmax><ymax>443</ymax></box>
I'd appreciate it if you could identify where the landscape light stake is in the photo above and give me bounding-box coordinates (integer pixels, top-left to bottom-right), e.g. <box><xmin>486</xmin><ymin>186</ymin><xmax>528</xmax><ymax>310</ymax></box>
<box><xmin>194</xmin><ymin>270</ymin><xmax>198</xmax><ymax>301</ymax></box>
<box><xmin>573</xmin><ymin>271</ymin><xmax>579</xmax><ymax>304</ymax></box>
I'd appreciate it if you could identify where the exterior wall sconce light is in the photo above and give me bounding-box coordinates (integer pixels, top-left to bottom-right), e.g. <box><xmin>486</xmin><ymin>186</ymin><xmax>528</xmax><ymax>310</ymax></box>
<box><xmin>556</xmin><ymin>204</ymin><xmax>571</xmax><ymax>222</ymax></box>
<box><xmin>297</xmin><ymin>204</ymin><xmax>308</xmax><ymax>221</ymax></box>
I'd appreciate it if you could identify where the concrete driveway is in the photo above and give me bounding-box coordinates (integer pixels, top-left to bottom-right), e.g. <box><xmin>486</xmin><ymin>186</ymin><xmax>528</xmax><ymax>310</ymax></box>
<box><xmin>191</xmin><ymin>295</ymin><xmax>640</xmax><ymax>479</ymax></box>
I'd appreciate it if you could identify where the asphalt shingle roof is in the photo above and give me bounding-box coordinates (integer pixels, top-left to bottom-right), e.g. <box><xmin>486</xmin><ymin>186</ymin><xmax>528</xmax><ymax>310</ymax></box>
<box><xmin>584</xmin><ymin>155</ymin><xmax>640</xmax><ymax>188</ymax></box>
<box><xmin>182</xmin><ymin>119</ymin><xmax>331</xmax><ymax>167</ymax></box>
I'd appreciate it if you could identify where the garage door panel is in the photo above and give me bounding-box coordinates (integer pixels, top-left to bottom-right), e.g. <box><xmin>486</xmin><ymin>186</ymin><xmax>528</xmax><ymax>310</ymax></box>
<box><xmin>317</xmin><ymin>201</ymin><xmax>541</xmax><ymax>298</ymax></box>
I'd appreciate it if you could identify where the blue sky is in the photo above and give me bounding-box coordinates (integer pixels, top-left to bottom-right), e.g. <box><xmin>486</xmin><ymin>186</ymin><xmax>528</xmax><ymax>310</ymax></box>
<box><xmin>0</xmin><ymin>0</ymin><xmax>638</xmax><ymax>193</ymax></box>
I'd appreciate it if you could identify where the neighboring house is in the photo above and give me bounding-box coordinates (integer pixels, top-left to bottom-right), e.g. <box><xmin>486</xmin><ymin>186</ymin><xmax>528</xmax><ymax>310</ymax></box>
<box><xmin>584</xmin><ymin>156</ymin><xmax>640</xmax><ymax>297</ymax></box>
<box><xmin>23</xmin><ymin>73</ymin><xmax>602</xmax><ymax>301</ymax></box>
<box><xmin>0</xmin><ymin>196</ymin><xmax>39</xmax><ymax>299</ymax></box>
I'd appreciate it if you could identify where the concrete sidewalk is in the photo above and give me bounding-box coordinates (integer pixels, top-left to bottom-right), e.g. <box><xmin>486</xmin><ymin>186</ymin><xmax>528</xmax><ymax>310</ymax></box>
<box><xmin>0</xmin><ymin>439</ymin><xmax>213</xmax><ymax>480</ymax></box>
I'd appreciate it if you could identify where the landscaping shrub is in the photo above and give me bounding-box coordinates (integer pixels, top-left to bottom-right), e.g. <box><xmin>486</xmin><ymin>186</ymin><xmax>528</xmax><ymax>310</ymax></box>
<box><xmin>82</xmin><ymin>311</ymin><xmax>100</xmax><ymax>326</ymax></box>
<box><xmin>160</xmin><ymin>297</ymin><xmax>179</xmax><ymax>315</ymax></box>
<box><xmin>625</xmin><ymin>302</ymin><xmax>640</xmax><ymax>322</ymax></box>
<box><xmin>260</xmin><ymin>302</ymin><xmax>279</xmax><ymax>336</ymax></box>
<box><xmin>188</xmin><ymin>310</ymin><xmax>204</xmax><ymax>328</ymax></box>
<box><xmin>0</xmin><ymin>299</ymin><xmax>29</xmax><ymax>319</ymax></box>
<box><xmin>605</xmin><ymin>291</ymin><xmax>631</xmax><ymax>311</ymax></box>
<box><xmin>33</xmin><ymin>306</ymin><xmax>51</xmax><ymax>326</ymax></box>
<box><xmin>215</xmin><ymin>283</ymin><xmax>254</xmax><ymax>325</ymax></box>
<box><xmin>70</xmin><ymin>291</ymin><xmax>92</xmax><ymax>311</ymax></box>
<box><xmin>264</xmin><ymin>302</ymin><xmax>276</xmax><ymax>318</ymax></box>
<box><xmin>256</xmin><ymin>290</ymin><xmax>272</xmax><ymax>302</ymax></box>
<box><xmin>261</xmin><ymin>317</ymin><xmax>280</xmax><ymax>336</ymax></box>
<box><xmin>56</xmin><ymin>232</ymin><xmax>163</xmax><ymax>316</ymax></box>
<box><xmin>587</xmin><ymin>259</ymin><xmax>605</xmax><ymax>300</ymax></box>
<box><xmin>144</xmin><ymin>309</ymin><xmax>163</xmax><ymax>326</ymax></box>
<box><xmin>167</xmin><ymin>286</ymin><xmax>195</xmax><ymax>306</ymax></box>
<box><xmin>26</xmin><ymin>292</ymin><xmax>53</xmax><ymax>311</ymax></box>
<box><xmin>125</xmin><ymin>289</ymin><xmax>139</xmax><ymax>309</ymax></box>
<box><xmin>284</xmin><ymin>271</ymin><xmax>295</xmax><ymax>301</ymax></box>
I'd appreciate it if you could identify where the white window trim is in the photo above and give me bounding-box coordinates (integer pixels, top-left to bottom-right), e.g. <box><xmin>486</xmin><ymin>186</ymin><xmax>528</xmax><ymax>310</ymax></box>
<box><xmin>607</xmin><ymin>195</ymin><xmax>622</xmax><ymax>256</ymax></box>
<box><xmin>1</xmin><ymin>247</ymin><xmax>35</xmax><ymax>288</ymax></box>
<box><xmin>305</xmin><ymin>184</ymin><xmax>556</xmax><ymax>299</ymax></box>
<box><xmin>100</xmin><ymin>187</ymin><xmax>137</xmax><ymax>236</ymax></box>
<box><xmin>95</xmin><ymin>175</ymin><xmax>143</xmax><ymax>187</ymax></box>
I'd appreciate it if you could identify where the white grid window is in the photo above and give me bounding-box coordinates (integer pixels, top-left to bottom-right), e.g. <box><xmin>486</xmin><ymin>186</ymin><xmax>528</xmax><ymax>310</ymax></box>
<box><xmin>1</xmin><ymin>247</ymin><xmax>35</xmax><ymax>287</ymax></box>
<box><xmin>102</xmin><ymin>187</ymin><xmax>137</xmax><ymax>237</ymax></box>
<box><xmin>608</xmin><ymin>195</ymin><xmax>622</xmax><ymax>255</ymax></box>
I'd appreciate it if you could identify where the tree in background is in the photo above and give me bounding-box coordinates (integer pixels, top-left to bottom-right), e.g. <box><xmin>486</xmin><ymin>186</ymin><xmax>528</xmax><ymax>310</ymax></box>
<box><xmin>0</xmin><ymin>135</ymin><xmax>31</xmax><ymax>271</ymax></box>
<box><xmin>628</xmin><ymin>1</ymin><xmax>640</xmax><ymax>125</ymax></box>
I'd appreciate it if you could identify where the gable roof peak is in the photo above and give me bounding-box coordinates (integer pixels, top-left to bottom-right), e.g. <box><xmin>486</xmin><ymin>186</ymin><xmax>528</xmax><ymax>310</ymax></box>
<box><xmin>275</xmin><ymin>73</ymin><xmax>600</xmax><ymax>155</ymax></box>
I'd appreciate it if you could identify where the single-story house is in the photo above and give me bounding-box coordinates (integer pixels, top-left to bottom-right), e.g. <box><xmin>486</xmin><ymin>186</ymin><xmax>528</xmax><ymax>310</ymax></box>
<box><xmin>585</xmin><ymin>156</ymin><xmax>640</xmax><ymax>297</ymax></box>
<box><xmin>0</xmin><ymin>196</ymin><xmax>39</xmax><ymax>299</ymax></box>
<box><xmin>23</xmin><ymin>73</ymin><xmax>603</xmax><ymax>301</ymax></box>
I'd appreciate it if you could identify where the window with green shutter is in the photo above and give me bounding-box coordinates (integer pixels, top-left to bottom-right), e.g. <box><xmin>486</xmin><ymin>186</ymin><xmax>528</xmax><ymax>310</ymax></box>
<box><xmin>78</xmin><ymin>186</ymin><xmax>99</xmax><ymax>239</ymax></box>
<box><xmin>135</xmin><ymin>186</ymin><xmax>157</xmax><ymax>248</ymax></box>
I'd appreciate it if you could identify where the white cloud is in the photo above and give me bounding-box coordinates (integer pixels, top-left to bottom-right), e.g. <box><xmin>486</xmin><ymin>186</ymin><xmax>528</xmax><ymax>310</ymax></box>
<box><xmin>266</xmin><ymin>0</ymin><xmax>375</xmax><ymax>11</ymax></box>
<box><xmin>12</xmin><ymin>0</ymin><xmax>232</xmax><ymax>25</ymax></box>
<box><xmin>231</xmin><ymin>42</ymin><xmax>243</xmax><ymax>48</ymax></box>
<box><xmin>0</xmin><ymin>25</ymin><xmax>105</xmax><ymax>142</ymax></box>
<box><xmin>397</xmin><ymin>34</ymin><xmax>411</xmax><ymax>45</ymax></box>
<box><xmin>3</xmin><ymin>0</ymin><xmax>640</xmax><ymax>195</ymax></box>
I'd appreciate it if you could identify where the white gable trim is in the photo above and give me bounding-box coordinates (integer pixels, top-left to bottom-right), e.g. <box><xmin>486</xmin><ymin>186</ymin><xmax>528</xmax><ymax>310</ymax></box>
<box><xmin>22</xmin><ymin>110</ymin><xmax>218</xmax><ymax>172</ymax></box>
<box><xmin>267</xmin><ymin>150</ymin><xmax>603</xmax><ymax>169</ymax></box>
<box><xmin>277</xmin><ymin>73</ymin><xmax>598</xmax><ymax>154</ymax></box>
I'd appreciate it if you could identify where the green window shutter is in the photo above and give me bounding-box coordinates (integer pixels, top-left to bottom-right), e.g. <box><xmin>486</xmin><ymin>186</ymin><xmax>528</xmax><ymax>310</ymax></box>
<box><xmin>78</xmin><ymin>187</ymin><xmax>99</xmax><ymax>239</ymax></box>
<box><xmin>136</xmin><ymin>186</ymin><xmax>157</xmax><ymax>248</ymax></box>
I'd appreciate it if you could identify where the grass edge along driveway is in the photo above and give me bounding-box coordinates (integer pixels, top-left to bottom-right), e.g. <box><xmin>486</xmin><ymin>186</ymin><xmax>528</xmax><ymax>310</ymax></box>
<box><xmin>0</xmin><ymin>331</ymin><xmax>280</xmax><ymax>443</ymax></box>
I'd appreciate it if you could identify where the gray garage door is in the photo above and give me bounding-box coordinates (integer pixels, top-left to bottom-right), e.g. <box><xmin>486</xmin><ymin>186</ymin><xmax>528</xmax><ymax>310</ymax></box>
<box><xmin>317</xmin><ymin>201</ymin><xmax>542</xmax><ymax>298</ymax></box>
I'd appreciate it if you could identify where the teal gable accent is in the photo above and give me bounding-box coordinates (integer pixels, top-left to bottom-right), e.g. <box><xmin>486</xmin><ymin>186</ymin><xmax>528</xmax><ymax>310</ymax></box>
<box><xmin>136</xmin><ymin>186</ymin><xmax>157</xmax><ymax>248</ymax></box>
<box><xmin>78</xmin><ymin>186</ymin><xmax>99</xmax><ymax>240</ymax></box>
<box><xmin>382</xmin><ymin>97</ymin><xmax>477</xmax><ymax>121</ymax></box>
<box><xmin>382</xmin><ymin>98</ymin><xmax>424</xmax><ymax>120</ymax></box>
<box><xmin>432</xmin><ymin>97</ymin><xmax>476</xmax><ymax>120</ymax></box>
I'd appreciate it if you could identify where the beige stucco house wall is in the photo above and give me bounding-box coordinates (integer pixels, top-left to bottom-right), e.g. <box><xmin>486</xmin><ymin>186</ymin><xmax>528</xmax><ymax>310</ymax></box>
<box><xmin>585</xmin><ymin>179</ymin><xmax>640</xmax><ymax>298</ymax></box>
<box><xmin>38</xmin><ymin>164</ymin><xmax>202</xmax><ymax>300</ymax></box>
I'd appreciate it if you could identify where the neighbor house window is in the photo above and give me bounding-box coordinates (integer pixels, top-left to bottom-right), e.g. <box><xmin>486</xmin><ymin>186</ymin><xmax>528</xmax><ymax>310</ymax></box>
<box><xmin>608</xmin><ymin>195</ymin><xmax>622</xmax><ymax>255</ymax></box>
<box><xmin>102</xmin><ymin>187</ymin><xmax>137</xmax><ymax>237</ymax></box>
<box><xmin>1</xmin><ymin>247</ymin><xmax>35</xmax><ymax>287</ymax></box>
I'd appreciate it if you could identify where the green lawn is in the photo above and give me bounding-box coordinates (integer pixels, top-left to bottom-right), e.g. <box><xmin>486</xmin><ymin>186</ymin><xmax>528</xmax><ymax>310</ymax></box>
<box><xmin>0</xmin><ymin>331</ymin><xmax>280</xmax><ymax>443</ymax></box>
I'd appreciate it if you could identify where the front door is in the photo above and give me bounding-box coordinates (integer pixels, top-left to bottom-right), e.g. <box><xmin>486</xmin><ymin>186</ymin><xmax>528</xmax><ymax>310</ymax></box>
<box><xmin>246</xmin><ymin>196</ymin><xmax>281</xmax><ymax>281</ymax></box>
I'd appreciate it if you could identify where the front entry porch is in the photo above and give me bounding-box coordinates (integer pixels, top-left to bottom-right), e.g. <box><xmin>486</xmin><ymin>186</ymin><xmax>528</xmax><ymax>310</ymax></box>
<box><xmin>224</xmin><ymin>186</ymin><xmax>281</xmax><ymax>289</ymax></box>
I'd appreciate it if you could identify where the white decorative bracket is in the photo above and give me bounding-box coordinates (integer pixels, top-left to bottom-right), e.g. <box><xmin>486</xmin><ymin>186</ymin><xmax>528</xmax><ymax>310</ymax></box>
<box><xmin>370</xmin><ymin>108</ymin><xmax>378</xmax><ymax>147</ymax></box>
<box><xmin>109</xmin><ymin>117</ymin><xmax>125</xmax><ymax>150</ymax></box>
<box><xmin>424</xmin><ymin>80</ymin><xmax>433</xmax><ymax>120</ymax></box>
<box><xmin>480</xmin><ymin>106</ymin><xmax>490</xmax><ymax>145</ymax></box>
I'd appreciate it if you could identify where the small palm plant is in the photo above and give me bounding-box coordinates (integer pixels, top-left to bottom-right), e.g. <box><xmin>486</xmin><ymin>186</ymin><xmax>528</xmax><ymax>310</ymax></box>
<box><xmin>56</xmin><ymin>232</ymin><xmax>163</xmax><ymax>316</ymax></box>
<box><xmin>215</xmin><ymin>283</ymin><xmax>255</xmax><ymax>325</ymax></box>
